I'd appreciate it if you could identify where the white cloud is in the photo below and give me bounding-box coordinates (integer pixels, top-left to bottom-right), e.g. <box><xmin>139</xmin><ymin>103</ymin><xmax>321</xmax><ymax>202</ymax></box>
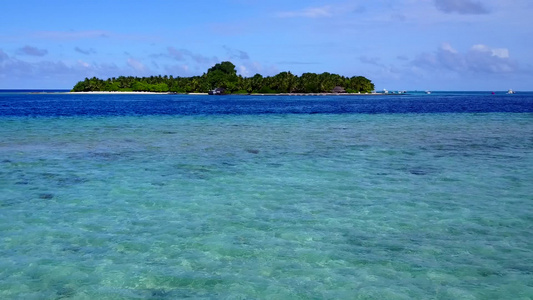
<box><xmin>466</xmin><ymin>44</ymin><xmax>515</xmax><ymax>73</ymax></box>
<box><xmin>491</xmin><ymin>48</ymin><xmax>509</xmax><ymax>59</ymax></box>
<box><xmin>412</xmin><ymin>43</ymin><xmax>516</xmax><ymax>74</ymax></box>
<box><xmin>236</xmin><ymin>60</ymin><xmax>281</xmax><ymax>77</ymax></box>
<box><xmin>441</xmin><ymin>42</ymin><xmax>458</xmax><ymax>54</ymax></box>
<box><xmin>127</xmin><ymin>58</ymin><xmax>147</xmax><ymax>73</ymax></box>
<box><xmin>471</xmin><ymin>44</ymin><xmax>509</xmax><ymax>58</ymax></box>
<box><xmin>0</xmin><ymin>52</ymin><xmax>141</xmax><ymax>88</ymax></box>
<box><xmin>164</xmin><ymin>64</ymin><xmax>192</xmax><ymax>77</ymax></box>
<box><xmin>77</xmin><ymin>60</ymin><xmax>90</xmax><ymax>68</ymax></box>
<box><xmin>240</xmin><ymin>61</ymin><xmax>278</xmax><ymax>77</ymax></box>
<box><xmin>238</xmin><ymin>65</ymin><xmax>249</xmax><ymax>77</ymax></box>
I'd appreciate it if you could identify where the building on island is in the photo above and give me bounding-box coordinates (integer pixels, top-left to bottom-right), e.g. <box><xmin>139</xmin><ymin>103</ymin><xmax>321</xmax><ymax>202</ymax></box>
<box><xmin>208</xmin><ymin>88</ymin><xmax>226</xmax><ymax>95</ymax></box>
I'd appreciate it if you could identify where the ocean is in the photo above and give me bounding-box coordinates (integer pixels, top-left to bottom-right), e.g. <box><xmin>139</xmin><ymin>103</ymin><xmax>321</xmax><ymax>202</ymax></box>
<box><xmin>0</xmin><ymin>91</ymin><xmax>532</xmax><ymax>299</ymax></box>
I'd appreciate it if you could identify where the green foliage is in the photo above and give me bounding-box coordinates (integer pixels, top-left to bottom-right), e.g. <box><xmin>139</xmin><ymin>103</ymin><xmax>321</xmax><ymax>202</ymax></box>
<box><xmin>232</xmin><ymin>89</ymin><xmax>249</xmax><ymax>95</ymax></box>
<box><xmin>206</xmin><ymin>62</ymin><xmax>238</xmax><ymax>91</ymax></box>
<box><xmin>170</xmin><ymin>86</ymin><xmax>186</xmax><ymax>93</ymax></box>
<box><xmin>257</xmin><ymin>86</ymin><xmax>277</xmax><ymax>94</ymax></box>
<box><xmin>70</xmin><ymin>61</ymin><xmax>375</xmax><ymax>94</ymax></box>
<box><xmin>207</xmin><ymin>61</ymin><xmax>237</xmax><ymax>76</ymax></box>
<box><xmin>104</xmin><ymin>82</ymin><xmax>120</xmax><ymax>91</ymax></box>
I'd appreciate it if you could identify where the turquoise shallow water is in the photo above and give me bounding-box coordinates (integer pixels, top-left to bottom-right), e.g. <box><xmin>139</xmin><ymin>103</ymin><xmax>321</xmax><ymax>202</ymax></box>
<box><xmin>1</xmin><ymin>112</ymin><xmax>532</xmax><ymax>299</ymax></box>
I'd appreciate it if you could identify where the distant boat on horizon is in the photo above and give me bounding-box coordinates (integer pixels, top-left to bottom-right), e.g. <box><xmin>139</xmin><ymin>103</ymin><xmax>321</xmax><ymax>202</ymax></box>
<box><xmin>507</xmin><ymin>89</ymin><xmax>515</xmax><ymax>94</ymax></box>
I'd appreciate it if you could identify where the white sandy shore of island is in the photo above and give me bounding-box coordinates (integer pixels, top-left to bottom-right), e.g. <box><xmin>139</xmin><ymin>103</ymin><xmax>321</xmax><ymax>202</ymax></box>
<box><xmin>68</xmin><ymin>91</ymin><xmax>175</xmax><ymax>95</ymax></box>
<box><xmin>68</xmin><ymin>91</ymin><xmax>386</xmax><ymax>96</ymax></box>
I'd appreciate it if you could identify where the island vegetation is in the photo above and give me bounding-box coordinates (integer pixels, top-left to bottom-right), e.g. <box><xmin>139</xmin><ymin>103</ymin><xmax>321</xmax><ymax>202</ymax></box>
<box><xmin>71</xmin><ymin>61</ymin><xmax>374</xmax><ymax>94</ymax></box>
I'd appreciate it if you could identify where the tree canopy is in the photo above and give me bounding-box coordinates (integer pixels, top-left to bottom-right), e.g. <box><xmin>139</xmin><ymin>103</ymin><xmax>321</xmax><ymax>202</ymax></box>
<box><xmin>71</xmin><ymin>61</ymin><xmax>375</xmax><ymax>94</ymax></box>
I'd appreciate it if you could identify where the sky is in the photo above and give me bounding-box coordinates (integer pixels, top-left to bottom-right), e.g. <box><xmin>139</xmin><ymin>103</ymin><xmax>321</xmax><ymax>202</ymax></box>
<box><xmin>0</xmin><ymin>0</ymin><xmax>532</xmax><ymax>91</ymax></box>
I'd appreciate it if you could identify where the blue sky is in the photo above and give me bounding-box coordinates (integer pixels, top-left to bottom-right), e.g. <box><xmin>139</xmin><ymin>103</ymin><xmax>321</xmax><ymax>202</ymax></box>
<box><xmin>1</xmin><ymin>0</ymin><xmax>531</xmax><ymax>90</ymax></box>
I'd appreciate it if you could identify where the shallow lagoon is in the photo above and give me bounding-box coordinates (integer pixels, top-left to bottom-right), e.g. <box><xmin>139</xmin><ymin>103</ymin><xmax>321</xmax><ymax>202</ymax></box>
<box><xmin>0</xmin><ymin>93</ymin><xmax>532</xmax><ymax>299</ymax></box>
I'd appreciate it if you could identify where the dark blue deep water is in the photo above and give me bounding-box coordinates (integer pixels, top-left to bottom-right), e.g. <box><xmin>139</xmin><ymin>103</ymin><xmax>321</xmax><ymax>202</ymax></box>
<box><xmin>0</xmin><ymin>91</ymin><xmax>532</xmax><ymax>116</ymax></box>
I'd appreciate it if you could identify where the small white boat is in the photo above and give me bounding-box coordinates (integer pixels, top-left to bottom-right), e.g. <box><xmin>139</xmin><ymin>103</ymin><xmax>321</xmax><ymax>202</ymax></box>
<box><xmin>507</xmin><ymin>89</ymin><xmax>515</xmax><ymax>94</ymax></box>
<box><xmin>425</xmin><ymin>91</ymin><xmax>431</xmax><ymax>94</ymax></box>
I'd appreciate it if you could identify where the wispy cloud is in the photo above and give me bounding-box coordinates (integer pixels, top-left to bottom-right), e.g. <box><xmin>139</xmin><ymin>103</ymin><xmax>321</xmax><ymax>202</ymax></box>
<box><xmin>167</xmin><ymin>47</ymin><xmax>186</xmax><ymax>61</ymax></box>
<box><xmin>277</xmin><ymin>61</ymin><xmax>320</xmax><ymax>65</ymax></box>
<box><xmin>74</xmin><ymin>47</ymin><xmax>96</xmax><ymax>55</ymax></box>
<box><xmin>0</xmin><ymin>49</ymin><xmax>9</xmax><ymax>62</ymax></box>
<box><xmin>359</xmin><ymin>56</ymin><xmax>384</xmax><ymax>67</ymax></box>
<box><xmin>434</xmin><ymin>0</ymin><xmax>490</xmax><ymax>15</ymax></box>
<box><xmin>277</xmin><ymin>5</ymin><xmax>333</xmax><ymax>18</ymax></box>
<box><xmin>167</xmin><ymin>47</ymin><xmax>218</xmax><ymax>64</ymax></box>
<box><xmin>33</xmin><ymin>30</ymin><xmax>110</xmax><ymax>40</ymax></box>
<box><xmin>397</xmin><ymin>55</ymin><xmax>409</xmax><ymax>61</ymax></box>
<box><xmin>16</xmin><ymin>45</ymin><xmax>48</xmax><ymax>57</ymax></box>
<box><xmin>223</xmin><ymin>46</ymin><xmax>249</xmax><ymax>60</ymax></box>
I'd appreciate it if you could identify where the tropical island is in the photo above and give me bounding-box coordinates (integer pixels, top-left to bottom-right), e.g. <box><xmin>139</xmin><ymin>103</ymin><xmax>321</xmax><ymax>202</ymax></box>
<box><xmin>71</xmin><ymin>61</ymin><xmax>375</xmax><ymax>94</ymax></box>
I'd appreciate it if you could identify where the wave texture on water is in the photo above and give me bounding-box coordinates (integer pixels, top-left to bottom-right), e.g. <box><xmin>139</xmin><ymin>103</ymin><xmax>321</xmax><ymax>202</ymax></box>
<box><xmin>1</xmin><ymin>92</ymin><xmax>532</xmax><ymax>116</ymax></box>
<box><xmin>0</xmin><ymin>93</ymin><xmax>532</xmax><ymax>298</ymax></box>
